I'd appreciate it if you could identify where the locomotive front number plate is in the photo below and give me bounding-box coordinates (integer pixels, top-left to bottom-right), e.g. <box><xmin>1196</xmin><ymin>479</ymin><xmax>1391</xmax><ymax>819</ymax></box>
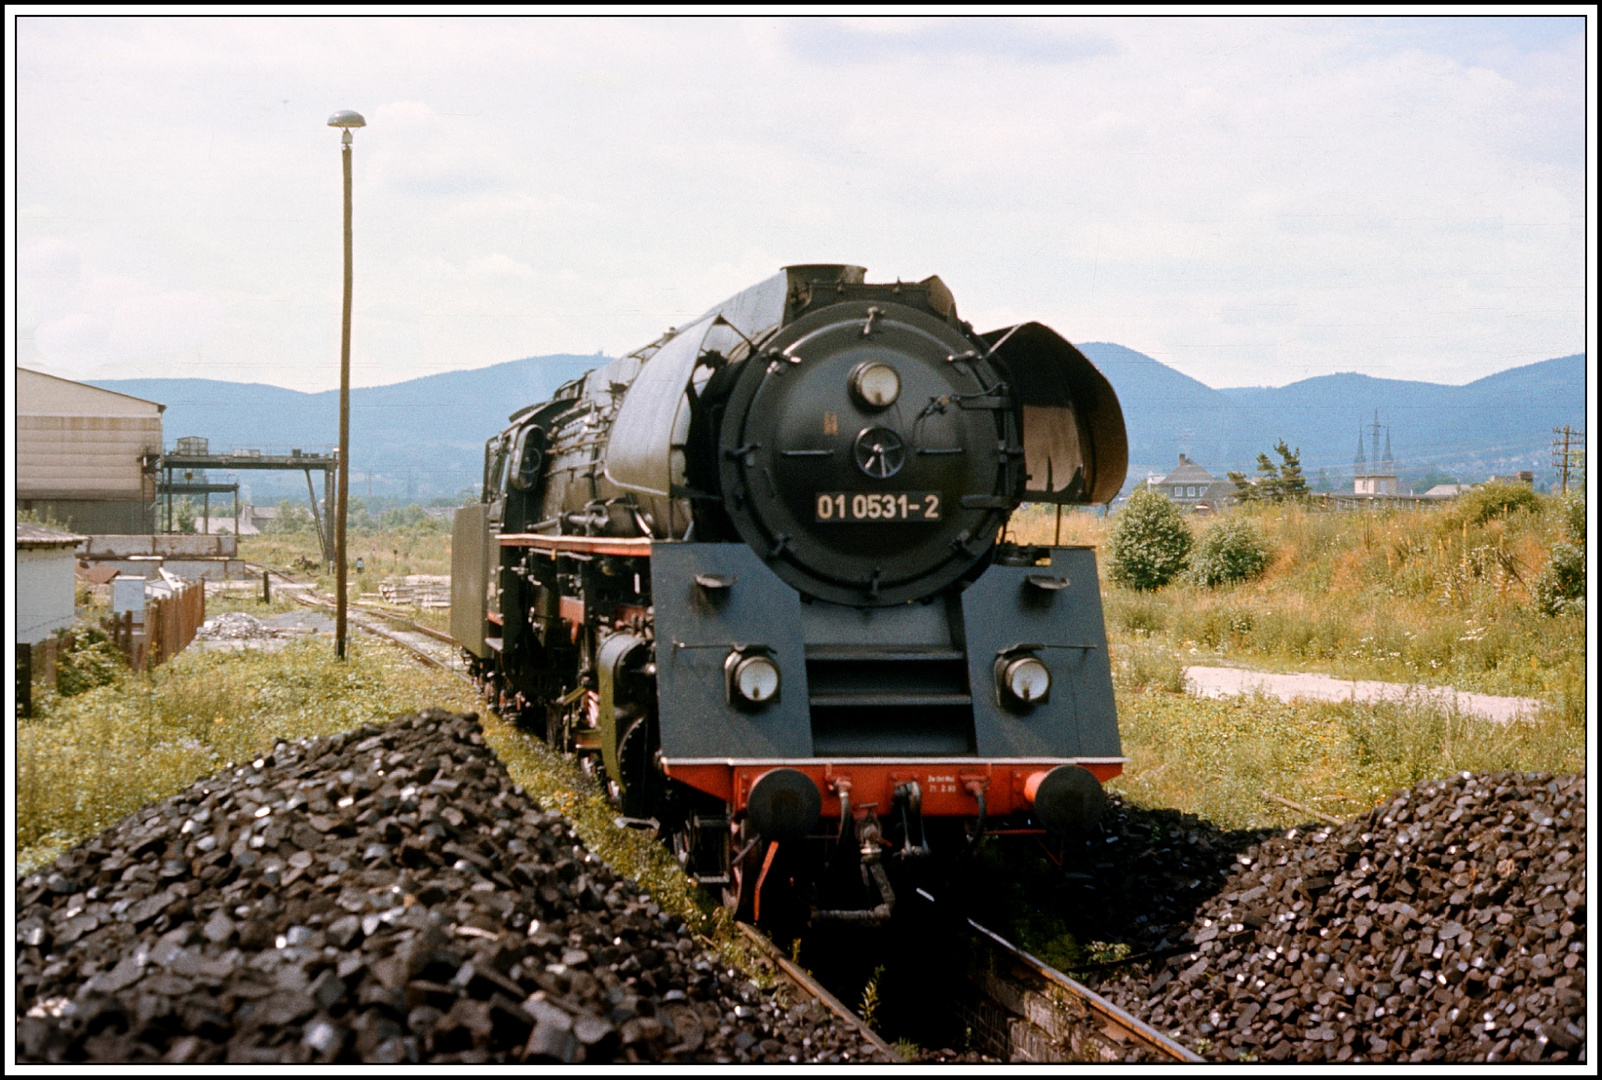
<box><xmin>815</xmin><ymin>491</ymin><xmax>941</xmax><ymax>522</ymax></box>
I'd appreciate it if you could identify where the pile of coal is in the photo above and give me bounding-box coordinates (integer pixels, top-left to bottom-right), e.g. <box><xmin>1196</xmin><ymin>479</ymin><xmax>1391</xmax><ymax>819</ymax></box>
<box><xmin>912</xmin><ymin>1048</ymin><xmax>1002</xmax><ymax>1063</ymax></box>
<box><xmin>16</xmin><ymin>710</ymin><xmax>889</xmax><ymax>1064</ymax></box>
<box><xmin>1092</xmin><ymin>772</ymin><xmax>1586</xmax><ymax>1064</ymax></box>
<box><xmin>954</xmin><ymin>794</ymin><xmax>1269</xmax><ymax>963</ymax></box>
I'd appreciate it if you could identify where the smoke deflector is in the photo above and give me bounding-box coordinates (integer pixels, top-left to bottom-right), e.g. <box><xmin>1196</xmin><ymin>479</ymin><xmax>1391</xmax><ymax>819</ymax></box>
<box><xmin>981</xmin><ymin>322</ymin><xmax>1128</xmax><ymax>505</ymax></box>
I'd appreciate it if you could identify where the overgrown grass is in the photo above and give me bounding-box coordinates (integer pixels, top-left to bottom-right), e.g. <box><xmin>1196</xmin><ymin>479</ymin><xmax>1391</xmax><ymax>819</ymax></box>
<box><xmin>1018</xmin><ymin>497</ymin><xmax>1586</xmax><ymax>701</ymax></box>
<box><xmin>241</xmin><ymin>530</ymin><xmax>456</xmax><ymax>626</ymax></box>
<box><xmin>1012</xmin><ymin>496</ymin><xmax>1588</xmax><ymax>830</ymax></box>
<box><xmin>17</xmin><ymin>635</ymin><xmax>484</xmax><ymax>874</ymax></box>
<box><xmin>1108</xmin><ymin>682</ymin><xmax>1586</xmax><ymax>830</ymax></box>
<box><xmin>15</xmin><ymin>621</ymin><xmax>733</xmax><ymax>963</ymax></box>
<box><xmin>202</xmin><ymin>584</ymin><xmax>306</xmax><ymax>619</ymax></box>
<box><xmin>243</xmin><ymin>528</ymin><xmax>453</xmax><ymax>581</ymax></box>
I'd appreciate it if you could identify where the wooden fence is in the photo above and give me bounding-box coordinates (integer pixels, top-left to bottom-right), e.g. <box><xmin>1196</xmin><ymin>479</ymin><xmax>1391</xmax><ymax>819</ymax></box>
<box><xmin>105</xmin><ymin>580</ymin><xmax>206</xmax><ymax>672</ymax></box>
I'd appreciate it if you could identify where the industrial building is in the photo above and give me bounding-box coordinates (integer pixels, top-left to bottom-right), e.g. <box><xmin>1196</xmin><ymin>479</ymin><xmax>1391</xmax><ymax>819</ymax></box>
<box><xmin>17</xmin><ymin>368</ymin><xmax>165</xmax><ymax>533</ymax></box>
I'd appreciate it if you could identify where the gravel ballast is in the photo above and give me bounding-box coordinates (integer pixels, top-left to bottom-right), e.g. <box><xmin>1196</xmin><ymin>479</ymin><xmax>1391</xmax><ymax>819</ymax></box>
<box><xmin>15</xmin><ymin>710</ymin><xmax>889</xmax><ymax>1064</ymax></box>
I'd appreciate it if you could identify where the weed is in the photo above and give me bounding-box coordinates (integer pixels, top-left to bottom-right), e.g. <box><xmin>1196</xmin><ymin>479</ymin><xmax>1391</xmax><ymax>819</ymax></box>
<box><xmin>1104</xmin><ymin>589</ymin><xmax>1169</xmax><ymax>637</ymax></box>
<box><xmin>859</xmin><ymin>964</ymin><xmax>886</xmax><ymax>1029</ymax></box>
<box><xmin>892</xmin><ymin>1037</ymin><xmax>922</xmax><ymax>1063</ymax></box>
<box><xmin>1119</xmin><ymin>642</ymin><xmax>1186</xmax><ymax>694</ymax></box>
<box><xmin>16</xmin><ymin>635</ymin><xmax>482</xmax><ymax>873</ymax></box>
<box><xmin>1095</xmin><ymin>497</ymin><xmax>1582</xmax><ymax>699</ymax></box>
<box><xmin>1084</xmin><ymin>940</ymin><xmax>1133</xmax><ymax>967</ymax></box>
<box><xmin>52</xmin><ymin>628</ymin><xmax>128</xmax><ymax>697</ymax></box>
<box><xmin>1110</xmin><ymin>679</ymin><xmax>1585</xmax><ymax>830</ymax></box>
<box><xmin>1456</xmin><ymin>481</ymin><xmax>1542</xmax><ymax>526</ymax></box>
<box><xmin>1534</xmin><ymin>542</ymin><xmax>1586</xmax><ymax>617</ymax></box>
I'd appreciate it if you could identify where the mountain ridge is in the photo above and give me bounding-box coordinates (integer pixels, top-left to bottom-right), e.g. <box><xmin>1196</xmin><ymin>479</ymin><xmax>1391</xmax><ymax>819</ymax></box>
<box><xmin>89</xmin><ymin>349</ymin><xmax>1585</xmax><ymax>500</ymax></box>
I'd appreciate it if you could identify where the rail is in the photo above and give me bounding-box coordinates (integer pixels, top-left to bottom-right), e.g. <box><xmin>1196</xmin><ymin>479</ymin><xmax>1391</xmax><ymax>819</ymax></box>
<box><xmin>918</xmin><ymin>888</ymin><xmax>1201</xmax><ymax>1063</ymax></box>
<box><xmin>734</xmin><ymin>923</ymin><xmax>900</xmax><ymax>1062</ymax></box>
<box><xmin>241</xmin><ymin>561</ymin><xmax>917</xmax><ymax>1062</ymax></box>
<box><xmin>243</xmin><ymin>563</ymin><xmax>462</xmax><ymax>671</ymax></box>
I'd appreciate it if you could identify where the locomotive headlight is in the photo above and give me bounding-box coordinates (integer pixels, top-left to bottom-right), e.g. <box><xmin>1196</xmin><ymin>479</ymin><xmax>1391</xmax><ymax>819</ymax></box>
<box><xmin>849</xmin><ymin>362</ymin><xmax>901</xmax><ymax>409</ymax></box>
<box><xmin>1000</xmin><ymin>655</ymin><xmax>1051</xmax><ymax>705</ymax></box>
<box><xmin>729</xmin><ymin>651</ymin><xmax>781</xmax><ymax>705</ymax></box>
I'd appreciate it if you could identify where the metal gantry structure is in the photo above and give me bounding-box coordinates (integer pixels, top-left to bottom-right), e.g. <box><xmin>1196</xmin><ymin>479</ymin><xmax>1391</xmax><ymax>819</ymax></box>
<box><xmin>158</xmin><ymin>448</ymin><xmax>337</xmax><ymax>565</ymax></box>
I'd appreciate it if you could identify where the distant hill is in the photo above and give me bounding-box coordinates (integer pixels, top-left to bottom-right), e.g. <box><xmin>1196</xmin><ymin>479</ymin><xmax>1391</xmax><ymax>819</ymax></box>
<box><xmin>1196</xmin><ymin>354</ymin><xmax>1586</xmax><ymax>489</ymax></box>
<box><xmin>1078</xmin><ymin>343</ymin><xmax>1238</xmax><ymax>475</ymax></box>
<box><xmin>92</xmin><ymin>354</ymin><xmax>603</xmax><ymax>501</ymax></box>
<box><xmin>92</xmin><ymin>349</ymin><xmax>1585</xmax><ymax>501</ymax></box>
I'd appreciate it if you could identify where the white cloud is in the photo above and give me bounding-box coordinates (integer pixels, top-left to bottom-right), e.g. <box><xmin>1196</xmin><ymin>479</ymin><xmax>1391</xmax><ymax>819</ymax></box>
<box><xmin>22</xmin><ymin>234</ymin><xmax>224</xmax><ymax>370</ymax></box>
<box><xmin>14</xmin><ymin>16</ymin><xmax>1586</xmax><ymax>392</ymax></box>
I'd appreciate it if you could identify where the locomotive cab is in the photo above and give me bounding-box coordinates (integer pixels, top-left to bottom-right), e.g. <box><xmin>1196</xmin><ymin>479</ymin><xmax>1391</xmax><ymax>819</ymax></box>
<box><xmin>454</xmin><ymin>265</ymin><xmax>1128</xmax><ymax>927</ymax></box>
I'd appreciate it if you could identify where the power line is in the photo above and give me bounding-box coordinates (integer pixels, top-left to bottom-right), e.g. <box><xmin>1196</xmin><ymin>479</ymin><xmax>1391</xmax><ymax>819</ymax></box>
<box><xmin>1552</xmin><ymin>426</ymin><xmax>1584</xmax><ymax>495</ymax></box>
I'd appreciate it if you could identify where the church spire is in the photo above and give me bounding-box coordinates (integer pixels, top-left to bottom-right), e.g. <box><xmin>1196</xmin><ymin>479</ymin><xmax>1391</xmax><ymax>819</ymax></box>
<box><xmin>1382</xmin><ymin>427</ymin><xmax>1394</xmax><ymax>470</ymax></box>
<box><xmin>1354</xmin><ymin>427</ymin><xmax>1367</xmax><ymax>476</ymax></box>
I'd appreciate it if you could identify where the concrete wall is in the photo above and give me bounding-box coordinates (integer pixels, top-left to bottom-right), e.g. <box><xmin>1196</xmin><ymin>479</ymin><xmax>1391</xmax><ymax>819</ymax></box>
<box><xmin>90</xmin><ymin>558</ymin><xmax>247</xmax><ymax>582</ymax></box>
<box><xmin>83</xmin><ymin>534</ymin><xmax>239</xmax><ymax>559</ymax></box>
<box><xmin>18</xmin><ymin>546</ymin><xmax>79</xmax><ymax>645</ymax></box>
<box><xmin>16</xmin><ymin>498</ymin><xmax>155</xmax><ymax>535</ymax></box>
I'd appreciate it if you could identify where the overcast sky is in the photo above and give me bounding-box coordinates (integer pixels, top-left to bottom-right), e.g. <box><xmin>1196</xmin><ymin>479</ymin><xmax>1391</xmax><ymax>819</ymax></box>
<box><xmin>11</xmin><ymin>13</ymin><xmax>1591</xmax><ymax>394</ymax></box>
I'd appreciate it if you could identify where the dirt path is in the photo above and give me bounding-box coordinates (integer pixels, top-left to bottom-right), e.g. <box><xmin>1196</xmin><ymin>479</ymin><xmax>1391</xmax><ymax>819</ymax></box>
<box><xmin>1182</xmin><ymin>665</ymin><xmax>1541</xmax><ymax>724</ymax></box>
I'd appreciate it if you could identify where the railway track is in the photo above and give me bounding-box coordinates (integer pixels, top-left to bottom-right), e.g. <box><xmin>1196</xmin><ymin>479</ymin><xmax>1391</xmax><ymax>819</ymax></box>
<box><xmin>242</xmin><ymin>564</ymin><xmax>463</xmax><ymax>672</ymax></box>
<box><xmin>245</xmin><ymin>564</ymin><xmax>1205</xmax><ymax>1064</ymax></box>
<box><xmin>914</xmin><ymin>889</ymin><xmax>1201</xmax><ymax>1063</ymax></box>
<box><xmin>239</xmin><ymin>563</ymin><xmax>900</xmax><ymax>1060</ymax></box>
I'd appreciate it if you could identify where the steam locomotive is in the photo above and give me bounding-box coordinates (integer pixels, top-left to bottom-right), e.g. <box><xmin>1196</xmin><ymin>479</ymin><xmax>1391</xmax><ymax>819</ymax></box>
<box><xmin>452</xmin><ymin>265</ymin><xmax>1128</xmax><ymax>925</ymax></box>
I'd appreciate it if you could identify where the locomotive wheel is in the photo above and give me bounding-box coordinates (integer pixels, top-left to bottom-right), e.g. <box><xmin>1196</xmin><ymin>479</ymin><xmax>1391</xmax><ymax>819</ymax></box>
<box><xmin>614</xmin><ymin>713</ymin><xmax>661</xmax><ymax>820</ymax></box>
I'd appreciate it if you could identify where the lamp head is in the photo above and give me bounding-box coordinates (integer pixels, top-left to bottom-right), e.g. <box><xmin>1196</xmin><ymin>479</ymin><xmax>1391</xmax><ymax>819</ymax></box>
<box><xmin>327</xmin><ymin>110</ymin><xmax>366</xmax><ymax>129</ymax></box>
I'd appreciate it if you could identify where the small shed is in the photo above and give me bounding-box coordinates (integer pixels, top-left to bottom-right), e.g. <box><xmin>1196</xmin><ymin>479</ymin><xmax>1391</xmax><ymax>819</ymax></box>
<box><xmin>17</xmin><ymin>522</ymin><xmax>88</xmax><ymax>644</ymax></box>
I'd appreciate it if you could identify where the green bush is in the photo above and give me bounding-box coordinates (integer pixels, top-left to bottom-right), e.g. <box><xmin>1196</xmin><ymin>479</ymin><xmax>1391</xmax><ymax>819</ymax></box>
<box><xmin>1108</xmin><ymin>488</ymin><xmax>1192</xmax><ymax>591</ymax></box>
<box><xmin>1188</xmin><ymin>517</ymin><xmax>1271</xmax><ymax>587</ymax></box>
<box><xmin>54</xmin><ymin>628</ymin><xmax>127</xmax><ymax>696</ymax></box>
<box><xmin>1534</xmin><ymin>541</ymin><xmax>1586</xmax><ymax>617</ymax></box>
<box><xmin>1557</xmin><ymin>490</ymin><xmax>1586</xmax><ymax>543</ymax></box>
<box><xmin>1460</xmin><ymin>481</ymin><xmax>1541</xmax><ymax>525</ymax></box>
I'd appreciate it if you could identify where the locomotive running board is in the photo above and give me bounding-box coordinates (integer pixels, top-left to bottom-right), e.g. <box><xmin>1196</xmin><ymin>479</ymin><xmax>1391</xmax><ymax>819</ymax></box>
<box><xmin>498</xmin><ymin>533</ymin><xmax>654</xmax><ymax>557</ymax></box>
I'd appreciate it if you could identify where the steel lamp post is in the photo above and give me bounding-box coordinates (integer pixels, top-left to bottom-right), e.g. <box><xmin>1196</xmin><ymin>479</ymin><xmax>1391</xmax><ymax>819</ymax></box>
<box><xmin>329</xmin><ymin>109</ymin><xmax>365</xmax><ymax>659</ymax></box>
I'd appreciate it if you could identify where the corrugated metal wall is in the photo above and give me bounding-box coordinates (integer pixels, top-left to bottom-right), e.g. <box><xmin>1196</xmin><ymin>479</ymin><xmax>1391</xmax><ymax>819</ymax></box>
<box><xmin>18</xmin><ymin>369</ymin><xmax>163</xmax><ymax>533</ymax></box>
<box><xmin>17</xmin><ymin>416</ymin><xmax>162</xmax><ymax>495</ymax></box>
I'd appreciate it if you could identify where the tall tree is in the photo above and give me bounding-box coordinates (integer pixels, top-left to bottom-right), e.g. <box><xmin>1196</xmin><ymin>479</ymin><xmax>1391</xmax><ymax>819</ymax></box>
<box><xmin>1228</xmin><ymin>441</ymin><xmax>1308</xmax><ymax>502</ymax></box>
<box><xmin>1272</xmin><ymin>440</ymin><xmax>1309</xmax><ymax>500</ymax></box>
